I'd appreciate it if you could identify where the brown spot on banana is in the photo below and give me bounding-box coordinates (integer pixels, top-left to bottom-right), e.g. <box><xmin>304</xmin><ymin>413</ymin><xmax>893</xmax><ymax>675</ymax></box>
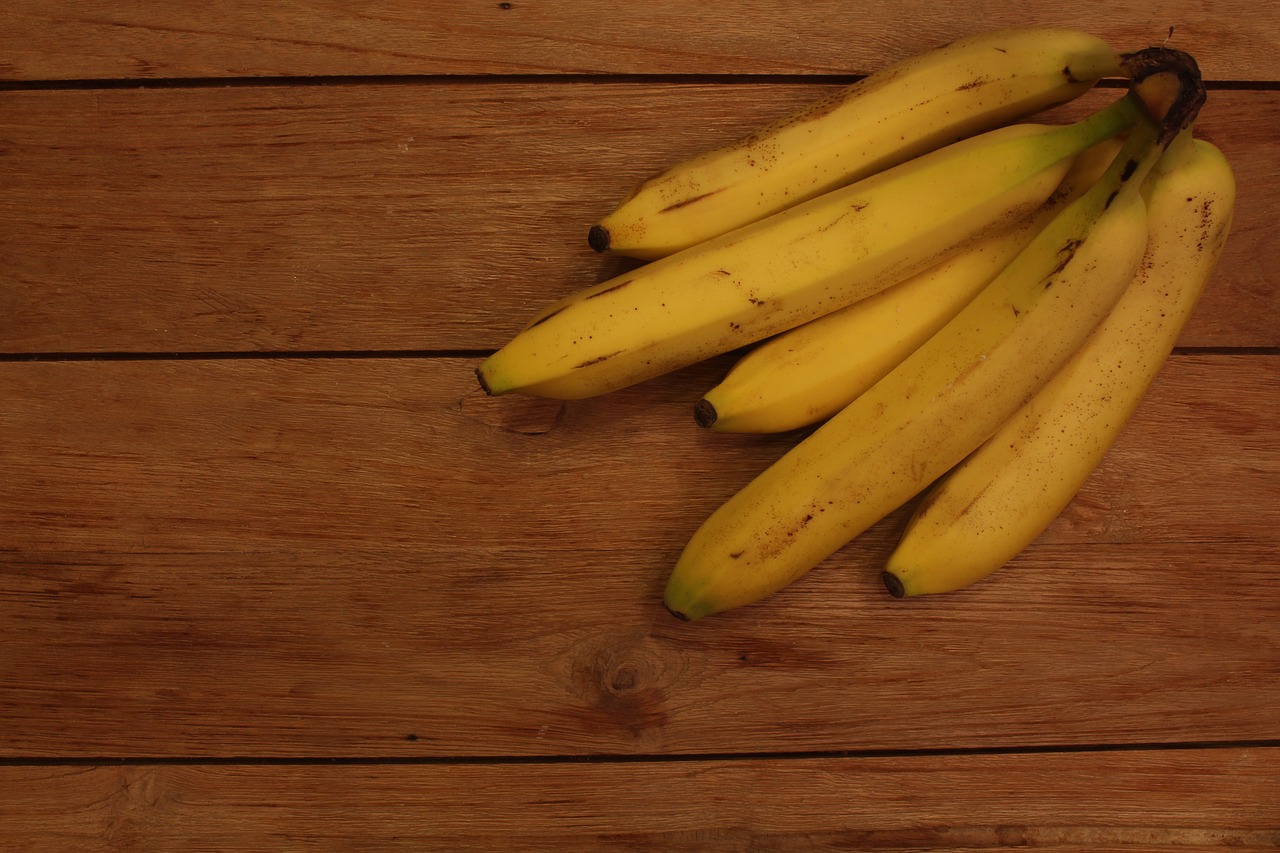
<box><xmin>574</xmin><ymin>350</ymin><xmax>624</xmax><ymax>369</ymax></box>
<box><xmin>808</xmin><ymin>203</ymin><xmax>868</xmax><ymax>239</ymax></box>
<box><xmin>659</xmin><ymin>187</ymin><xmax>725</xmax><ymax>213</ymax></box>
<box><xmin>1042</xmin><ymin>239</ymin><xmax>1084</xmax><ymax>287</ymax></box>
<box><xmin>584</xmin><ymin>279</ymin><xmax>633</xmax><ymax>301</ymax></box>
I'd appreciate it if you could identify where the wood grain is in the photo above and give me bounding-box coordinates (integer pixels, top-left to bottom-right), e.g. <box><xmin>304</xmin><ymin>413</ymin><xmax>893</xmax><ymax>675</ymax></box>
<box><xmin>1</xmin><ymin>355</ymin><xmax>1275</xmax><ymax>757</ymax></box>
<box><xmin>0</xmin><ymin>750</ymin><xmax>1276</xmax><ymax>851</ymax></box>
<box><xmin>2</xmin><ymin>0</ymin><xmax>1278</xmax><ymax>81</ymax></box>
<box><xmin>1</xmin><ymin>85</ymin><xmax>1276</xmax><ymax>353</ymax></box>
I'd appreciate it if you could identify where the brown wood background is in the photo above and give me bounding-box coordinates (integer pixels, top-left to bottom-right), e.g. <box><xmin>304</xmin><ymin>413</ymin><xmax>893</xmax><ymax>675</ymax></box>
<box><xmin>2</xmin><ymin>2</ymin><xmax>1277</xmax><ymax>849</ymax></box>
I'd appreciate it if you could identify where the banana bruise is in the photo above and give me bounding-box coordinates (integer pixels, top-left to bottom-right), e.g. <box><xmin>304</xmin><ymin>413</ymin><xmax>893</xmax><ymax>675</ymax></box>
<box><xmin>477</xmin><ymin>97</ymin><xmax>1140</xmax><ymax>401</ymax></box>
<box><xmin>881</xmin><ymin>131</ymin><xmax>1236</xmax><ymax>597</ymax></box>
<box><xmin>695</xmin><ymin>136</ymin><xmax>1127</xmax><ymax>434</ymax></box>
<box><xmin>591</xmin><ymin>28</ymin><xmax>1123</xmax><ymax>260</ymax></box>
<box><xmin>662</xmin><ymin>98</ymin><xmax>1168</xmax><ymax>622</ymax></box>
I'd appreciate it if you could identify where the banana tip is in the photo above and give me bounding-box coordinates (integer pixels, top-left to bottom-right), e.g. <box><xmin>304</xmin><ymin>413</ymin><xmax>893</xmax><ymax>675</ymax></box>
<box><xmin>587</xmin><ymin>224</ymin><xmax>611</xmax><ymax>253</ymax></box>
<box><xmin>474</xmin><ymin>366</ymin><xmax>494</xmax><ymax>396</ymax></box>
<box><xmin>662</xmin><ymin>600</ymin><xmax>692</xmax><ymax>622</ymax></box>
<box><xmin>881</xmin><ymin>571</ymin><xmax>906</xmax><ymax>599</ymax></box>
<box><xmin>693</xmin><ymin>399</ymin><xmax>718</xmax><ymax>429</ymax></box>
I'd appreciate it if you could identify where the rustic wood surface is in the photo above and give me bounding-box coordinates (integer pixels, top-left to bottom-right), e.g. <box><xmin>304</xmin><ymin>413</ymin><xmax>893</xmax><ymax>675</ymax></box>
<box><xmin>2</xmin><ymin>750</ymin><xmax>1277</xmax><ymax>851</ymax></box>
<box><xmin>2</xmin><ymin>2</ymin><xmax>1277</xmax><ymax>849</ymax></box>
<box><xmin>1</xmin><ymin>85</ymin><xmax>1276</xmax><ymax>353</ymax></box>
<box><xmin>3</xmin><ymin>0</ymin><xmax>1279</xmax><ymax>80</ymax></box>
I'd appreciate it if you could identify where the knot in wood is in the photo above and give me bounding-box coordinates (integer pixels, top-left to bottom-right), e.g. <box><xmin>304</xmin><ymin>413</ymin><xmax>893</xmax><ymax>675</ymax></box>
<box><xmin>567</xmin><ymin>632</ymin><xmax>677</xmax><ymax>737</ymax></box>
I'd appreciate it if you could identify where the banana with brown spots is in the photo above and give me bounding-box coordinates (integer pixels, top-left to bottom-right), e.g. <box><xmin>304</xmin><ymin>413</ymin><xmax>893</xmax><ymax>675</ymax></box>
<box><xmin>882</xmin><ymin>130</ymin><xmax>1235</xmax><ymax>598</ymax></box>
<box><xmin>477</xmin><ymin>96</ymin><xmax>1141</xmax><ymax>400</ymax></box>
<box><xmin>663</xmin><ymin>92</ymin><xmax>1184</xmax><ymax>621</ymax></box>
<box><xmin>590</xmin><ymin>28</ymin><xmax>1125</xmax><ymax>259</ymax></box>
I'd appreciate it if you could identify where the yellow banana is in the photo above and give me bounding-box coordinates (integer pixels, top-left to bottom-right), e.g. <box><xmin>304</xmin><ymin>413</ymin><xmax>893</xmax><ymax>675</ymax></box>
<box><xmin>882</xmin><ymin>130</ymin><xmax>1235</xmax><ymax>597</ymax></box>
<box><xmin>590</xmin><ymin>28</ymin><xmax>1124</xmax><ymax>259</ymax></box>
<box><xmin>477</xmin><ymin>97</ymin><xmax>1140</xmax><ymax>401</ymax></box>
<box><xmin>662</xmin><ymin>96</ymin><xmax>1172</xmax><ymax>621</ymax></box>
<box><xmin>695</xmin><ymin>137</ymin><xmax>1125</xmax><ymax>434</ymax></box>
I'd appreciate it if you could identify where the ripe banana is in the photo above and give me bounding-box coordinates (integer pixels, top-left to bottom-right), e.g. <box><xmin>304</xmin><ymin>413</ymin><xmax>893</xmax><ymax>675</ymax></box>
<box><xmin>662</xmin><ymin>96</ymin><xmax>1172</xmax><ymax>621</ymax></box>
<box><xmin>590</xmin><ymin>28</ymin><xmax>1124</xmax><ymax>260</ymax></box>
<box><xmin>881</xmin><ymin>130</ymin><xmax>1235</xmax><ymax>598</ymax></box>
<box><xmin>695</xmin><ymin>137</ymin><xmax>1126</xmax><ymax>434</ymax></box>
<box><xmin>477</xmin><ymin>96</ymin><xmax>1140</xmax><ymax>401</ymax></box>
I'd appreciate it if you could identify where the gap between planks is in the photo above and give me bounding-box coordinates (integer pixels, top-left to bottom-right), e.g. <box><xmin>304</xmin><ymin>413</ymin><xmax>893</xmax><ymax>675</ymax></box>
<box><xmin>0</xmin><ymin>346</ymin><xmax>1276</xmax><ymax>362</ymax></box>
<box><xmin>2</xmin><ymin>75</ymin><xmax>1280</xmax><ymax>93</ymax></box>
<box><xmin>2</xmin><ymin>737</ymin><xmax>1279</xmax><ymax>767</ymax></box>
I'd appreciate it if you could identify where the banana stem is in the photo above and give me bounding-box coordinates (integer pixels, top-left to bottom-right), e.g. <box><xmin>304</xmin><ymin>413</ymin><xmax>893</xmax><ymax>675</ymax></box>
<box><xmin>1046</xmin><ymin>92</ymin><xmax>1143</xmax><ymax>155</ymax></box>
<box><xmin>1078</xmin><ymin>62</ymin><xmax>1204</xmax><ymax>218</ymax></box>
<box><xmin>1078</xmin><ymin>97</ymin><xmax>1166</xmax><ymax>214</ymax></box>
<box><xmin>1121</xmin><ymin>47</ymin><xmax>1207</xmax><ymax>143</ymax></box>
<box><xmin>1039</xmin><ymin>47</ymin><xmax>1203</xmax><ymax>176</ymax></box>
<box><xmin>1101</xmin><ymin>48</ymin><xmax>1206</xmax><ymax>197</ymax></box>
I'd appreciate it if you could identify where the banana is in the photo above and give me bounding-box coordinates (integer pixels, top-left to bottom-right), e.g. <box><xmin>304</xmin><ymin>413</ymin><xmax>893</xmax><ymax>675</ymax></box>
<box><xmin>881</xmin><ymin>130</ymin><xmax>1235</xmax><ymax>598</ymax></box>
<box><xmin>662</xmin><ymin>95</ymin><xmax>1175</xmax><ymax>622</ymax></box>
<box><xmin>695</xmin><ymin>137</ymin><xmax>1126</xmax><ymax>434</ymax></box>
<box><xmin>477</xmin><ymin>96</ymin><xmax>1140</xmax><ymax>401</ymax></box>
<box><xmin>590</xmin><ymin>28</ymin><xmax>1124</xmax><ymax>260</ymax></box>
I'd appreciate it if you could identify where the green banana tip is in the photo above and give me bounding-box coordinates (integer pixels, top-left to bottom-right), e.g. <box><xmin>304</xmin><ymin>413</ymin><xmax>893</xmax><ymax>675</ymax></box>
<box><xmin>587</xmin><ymin>224</ymin><xmax>611</xmax><ymax>253</ymax></box>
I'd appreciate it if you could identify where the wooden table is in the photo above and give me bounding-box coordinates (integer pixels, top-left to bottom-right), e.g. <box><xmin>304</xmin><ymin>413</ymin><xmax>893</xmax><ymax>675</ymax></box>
<box><xmin>2</xmin><ymin>3</ymin><xmax>1277</xmax><ymax>849</ymax></box>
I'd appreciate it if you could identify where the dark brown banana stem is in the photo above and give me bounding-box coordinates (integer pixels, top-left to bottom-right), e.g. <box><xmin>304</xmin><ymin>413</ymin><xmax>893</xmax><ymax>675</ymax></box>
<box><xmin>1121</xmin><ymin>47</ymin><xmax>1207</xmax><ymax>144</ymax></box>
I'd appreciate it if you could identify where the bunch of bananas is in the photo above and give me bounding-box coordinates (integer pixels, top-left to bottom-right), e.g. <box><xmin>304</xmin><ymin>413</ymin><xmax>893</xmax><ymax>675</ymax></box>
<box><xmin>476</xmin><ymin>29</ymin><xmax>1235</xmax><ymax>621</ymax></box>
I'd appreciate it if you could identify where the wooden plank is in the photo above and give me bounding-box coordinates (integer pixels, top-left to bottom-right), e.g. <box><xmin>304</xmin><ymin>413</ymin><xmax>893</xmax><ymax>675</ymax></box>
<box><xmin>0</xmin><ymin>750</ymin><xmax>1276</xmax><ymax>850</ymax></box>
<box><xmin>1</xmin><ymin>354</ymin><xmax>1275</xmax><ymax>757</ymax></box>
<box><xmin>1</xmin><ymin>85</ymin><xmax>1275</xmax><ymax>354</ymax></box>
<box><xmin>2</xmin><ymin>1</ymin><xmax>1277</xmax><ymax>81</ymax></box>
